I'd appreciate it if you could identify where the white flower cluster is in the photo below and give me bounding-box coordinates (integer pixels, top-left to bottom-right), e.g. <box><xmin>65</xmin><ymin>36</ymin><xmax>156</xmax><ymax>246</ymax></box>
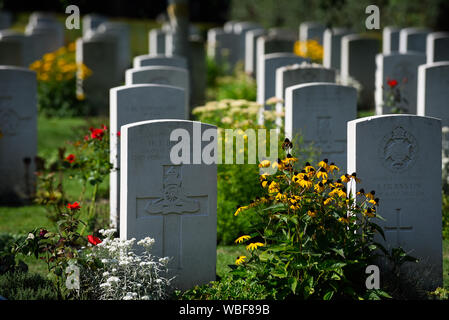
<box><xmin>84</xmin><ymin>229</ymin><xmax>173</xmax><ymax>300</ymax></box>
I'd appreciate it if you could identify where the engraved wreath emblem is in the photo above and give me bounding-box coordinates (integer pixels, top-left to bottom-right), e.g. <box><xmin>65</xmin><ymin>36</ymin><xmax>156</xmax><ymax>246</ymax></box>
<box><xmin>379</xmin><ymin>126</ymin><xmax>417</xmax><ymax>172</ymax></box>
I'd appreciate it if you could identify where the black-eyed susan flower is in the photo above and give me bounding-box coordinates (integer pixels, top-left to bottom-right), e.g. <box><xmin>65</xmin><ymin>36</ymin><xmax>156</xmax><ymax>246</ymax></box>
<box><xmin>282</xmin><ymin>138</ymin><xmax>293</xmax><ymax>150</ymax></box>
<box><xmin>369</xmin><ymin>197</ymin><xmax>379</xmax><ymax>206</ymax></box>
<box><xmin>235</xmin><ymin>235</ymin><xmax>251</xmax><ymax>244</ymax></box>
<box><xmin>316</xmin><ymin>167</ymin><xmax>328</xmax><ymax>180</ymax></box>
<box><xmin>272</xmin><ymin>158</ymin><xmax>285</xmax><ymax>171</ymax></box>
<box><xmin>307</xmin><ymin>210</ymin><xmax>317</xmax><ymax>218</ymax></box>
<box><xmin>350</xmin><ymin>172</ymin><xmax>361</xmax><ymax>183</ymax></box>
<box><xmin>328</xmin><ymin>162</ymin><xmax>339</xmax><ymax>173</ymax></box>
<box><xmin>275</xmin><ymin>193</ymin><xmax>287</xmax><ymax>202</ymax></box>
<box><xmin>341</xmin><ymin>174</ymin><xmax>351</xmax><ymax>183</ymax></box>
<box><xmin>318</xmin><ymin>158</ymin><xmax>328</xmax><ymax>169</ymax></box>
<box><xmin>258</xmin><ymin>160</ymin><xmax>271</xmax><ymax>168</ymax></box>
<box><xmin>338</xmin><ymin>217</ymin><xmax>350</xmax><ymax>224</ymax></box>
<box><xmin>357</xmin><ymin>188</ymin><xmax>365</xmax><ymax>196</ymax></box>
<box><xmin>268</xmin><ymin>181</ymin><xmax>280</xmax><ymax>194</ymax></box>
<box><xmin>366</xmin><ymin>190</ymin><xmax>376</xmax><ymax>200</ymax></box>
<box><xmin>235</xmin><ymin>255</ymin><xmax>246</xmax><ymax>265</ymax></box>
<box><xmin>246</xmin><ymin>242</ymin><xmax>264</xmax><ymax>251</ymax></box>
<box><xmin>283</xmin><ymin>154</ymin><xmax>298</xmax><ymax>164</ymax></box>
<box><xmin>307</xmin><ymin>167</ymin><xmax>316</xmax><ymax>178</ymax></box>
<box><xmin>364</xmin><ymin>208</ymin><xmax>376</xmax><ymax>218</ymax></box>
<box><xmin>234</xmin><ymin>205</ymin><xmax>248</xmax><ymax>216</ymax></box>
<box><xmin>298</xmin><ymin>174</ymin><xmax>313</xmax><ymax>189</ymax></box>
<box><xmin>323</xmin><ymin>197</ymin><xmax>333</xmax><ymax>206</ymax></box>
<box><xmin>304</xmin><ymin>162</ymin><xmax>314</xmax><ymax>173</ymax></box>
<box><xmin>314</xmin><ymin>181</ymin><xmax>325</xmax><ymax>193</ymax></box>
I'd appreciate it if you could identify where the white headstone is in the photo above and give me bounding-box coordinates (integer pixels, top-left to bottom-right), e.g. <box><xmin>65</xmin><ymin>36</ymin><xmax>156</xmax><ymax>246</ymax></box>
<box><xmin>110</xmin><ymin>84</ymin><xmax>187</xmax><ymax>229</ymax></box>
<box><xmin>133</xmin><ymin>54</ymin><xmax>187</xmax><ymax>69</ymax></box>
<box><xmin>299</xmin><ymin>21</ymin><xmax>325</xmax><ymax>45</ymax></box>
<box><xmin>285</xmin><ymin>83</ymin><xmax>356</xmax><ymax>173</ymax></box>
<box><xmin>375</xmin><ymin>52</ymin><xmax>426</xmax><ymax>115</ymax></box>
<box><xmin>96</xmin><ymin>22</ymin><xmax>130</xmax><ymax>74</ymax></box>
<box><xmin>417</xmin><ymin>61</ymin><xmax>449</xmax><ymax>126</ymax></box>
<box><xmin>341</xmin><ymin>34</ymin><xmax>379</xmax><ymax>109</ymax></box>
<box><xmin>82</xmin><ymin>14</ymin><xmax>107</xmax><ymax>37</ymax></box>
<box><xmin>207</xmin><ymin>27</ymin><xmax>240</xmax><ymax>71</ymax></box>
<box><xmin>244</xmin><ymin>28</ymin><xmax>267</xmax><ymax>76</ymax></box>
<box><xmin>426</xmin><ymin>32</ymin><xmax>449</xmax><ymax>64</ymax></box>
<box><xmin>125</xmin><ymin>66</ymin><xmax>189</xmax><ymax>115</ymax></box>
<box><xmin>76</xmin><ymin>37</ymin><xmax>122</xmax><ymax>114</ymax></box>
<box><xmin>275</xmin><ymin>63</ymin><xmax>336</xmax><ymax>127</ymax></box>
<box><xmin>383</xmin><ymin>26</ymin><xmax>400</xmax><ymax>54</ymax></box>
<box><xmin>323</xmin><ymin>28</ymin><xmax>353</xmax><ymax>71</ymax></box>
<box><xmin>347</xmin><ymin>114</ymin><xmax>442</xmax><ymax>291</ymax></box>
<box><xmin>120</xmin><ymin>119</ymin><xmax>217</xmax><ymax>290</ymax></box>
<box><xmin>256</xmin><ymin>34</ymin><xmax>296</xmax><ymax>78</ymax></box>
<box><xmin>149</xmin><ymin>28</ymin><xmax>167</xmax><ymax>55</ymax></box>
<box><xmin>0</xmin><ymin>66</ymin><xmax>37</xmax><ymax>204</ymax></box>
<box><xmin>399</xmin><ymin>27</ymin><xmax>430</xmax><ymax>54</ymax></box>
<box><xmin>257</xmin><ymin>53</ymin><xmax>308</xmax><ymax>115</ymax></box>
<box><xmin>233</xmin><ymin>22</ymin><xmax>263</xmax><ymax>65</ymax></box>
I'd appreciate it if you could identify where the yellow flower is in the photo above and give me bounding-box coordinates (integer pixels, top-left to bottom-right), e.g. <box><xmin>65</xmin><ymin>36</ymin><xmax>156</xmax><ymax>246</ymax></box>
<box><xmin>340</xmin><ymin>174</ymin><xmax>351</xmax><ymax>183</ymax></box>
<box><xmin>307</xmin><ymin>210</ymin><xmax>317</xmax><ymax>218</ymax></box>
<box><xmin>314</xmin><ymin>181</ymin><xmax>325</xmax><ymax>193</ymax></box>
<box><xmin>304</xmin><ymin>162</ymin><xmax>314</xmax><ymax>173</ymax></box>
<box><xmin>268</xmin><ymin>181</ymin><xmax>280</xmax><ymax>194</ymax></box>
<box><xmin>275</xmin><ymin>193</ymin><xmax>287</xmax><ymax>202</ymax></box>
<box><xmin>364</xmin><ymin>208</ymin><xmax>376</xmax><ymax>218</ymax></box>
<box><xmin>318</xmin><ymin>159</ymin><xmax>329</xmax><ymax>169</ymax></box>
<box><xmin>283</xmin><ymin>154</ymin><xmax>298</xmax><ymax>164</ymax></box>
<box><xmin>297</xmin><ymin>174</ymin><xmax>312</xmax><ymax>189</ymax></box>
<box><xmin>328</xmin><ymin>162</ymin><xmax>339</xmax><ymax>173</ymax></box>
<box><xmin>246</xmin><ymin>242</ymin><xmax>264</xmax><ymax>251</ymax></box>
<box><xmin>258</xmin><ymin>160</ymin><xmax>271</xmax><ymax>168</ymax></box>
<box><xmin>235</xmin><ymin>256</ymin><xmax>247</xmax><ymax>265</ymax></box>
<box><xmin>234</xmin><ymin>205</ymin><xmax>248</xmax><ymax>216</ymax></box>
<box><xmin>338</xmin><ymin>217</ymin><xmax>350</xmax><ymax>224</ymax></box>
<box><xmin>350</xmin><ymin>172</ymin><xmax>361</xmax><ymax>183</ymax></box>
<box><xmin>366</xmin><ymin>190</ymin><xmax>376</xmax><ymax>200</ymax></box>
<box><xmin>76</xmin><ymin>92</ymin><xmax>85</xmax><ymax>101</ymax></box>
<box><xmin>235</xmin><ymin>235</ymin><xmax>251</xmax><ymax>244</ymax></box>
<box><xmin>369</xmin><ymin>198</ymin><xmax>379</xmax><ymax>206</ymax></box>
<box><xmin>316</xmin><ymin>167</ymin><xmax>328</xmax><ymax>180</ymax></box>
<box><xmin>323</xmin><ymin>197</ymin><xmax>332</xmax><ymax>206</ymax></box>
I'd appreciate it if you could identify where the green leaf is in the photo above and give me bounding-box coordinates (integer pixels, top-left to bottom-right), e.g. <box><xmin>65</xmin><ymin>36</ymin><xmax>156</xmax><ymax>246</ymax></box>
<box><xmin>290</xmin><ymin>278</ymin><xmax>298</xmax><ymax>294</ymax></box>
<box><xmin>323</xmin><ymin>291</ymin><xmax>334</xmax><ymax>300</ymax></box>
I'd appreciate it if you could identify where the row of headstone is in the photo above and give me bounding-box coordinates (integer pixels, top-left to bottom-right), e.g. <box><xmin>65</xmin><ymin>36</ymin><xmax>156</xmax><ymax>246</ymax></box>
<box><xmin>0</xmin><ymin>12</ymin><xmax>65</xmax><ymax>67</ymax></box>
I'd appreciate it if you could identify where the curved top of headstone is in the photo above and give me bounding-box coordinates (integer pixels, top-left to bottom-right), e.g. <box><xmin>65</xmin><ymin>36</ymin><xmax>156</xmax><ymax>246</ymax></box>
<box><xmin>0</xmin><ymin>30</ymin><xmax>25</xmax><ymax>40</ymax></box>
<box><xmin>427</xmin><ymin>31</ymin><xmax>449</xmax><ymax>40</ymax></box>
<box><xmin>420</xmin><ymin>60</ymin><xmax>449</xmax><ymax>70</ymax></box>
<box><xmin>133</xmin><ymin>54</ymin><xmax>187</xmax><ymax>69</ymax></box>
<box><xmin>126</xmin><ymin>65</ymin><xmax>188</xmax><ymax>76</ymax></box>
<box><xmin>0</xmin><ymin>65</ymin><xmax>35</xmax><ymax>74</ymax></box>
<box><xmin>348</xmin><ymin>113</ymin><xmax>441</xmax><ymax>126</ymax></box>
<box><xmin>121</xmin><ymin>119</ymin><xmax>216</xmax><ymax>133</ymax></box>
<box><xmin>324</xmin><ymin>27</ymin><xmax>353</xmax><ymax>36</ymax></box>
<box><xmin>111</xmin><ymin>83</ymin><xmax>186</xmax><ymax>96</ymax></box>
<box><xmin>400</xmin><ymin>27</ymin><xmax>431</xmax><ymax>36</ymax></box>
<box><xmin>263</xmin><ymin>52</ymin><xmax>309</xmax><ymax>62</ymax></box>
<box><xmin>383</xmin><ymin>26</ymin><xmax>400</xmax><ymax>32</ymax></box>
<box><xmin>379</xmin><ymin>51</ymin><xmax>426</xmax><ymax>59</ymax></box>
<box><xmin>342</xmin><ymin>33</ymin><xmax>380</xmax><ymax>42</ymax></box>
<box><xmin>286</xmin><ymin>81</ymin><xmax>356</xmax><ymax>93</ymax></box>
<box><xmin>97</xmin><ymin>21</ymin><xmax>129</xmax><ymax>32</ymax></box>
<box><xmin>233</xmin><ymin>22</ymin><xmax>262</xmax><ymax>34</ymax></box>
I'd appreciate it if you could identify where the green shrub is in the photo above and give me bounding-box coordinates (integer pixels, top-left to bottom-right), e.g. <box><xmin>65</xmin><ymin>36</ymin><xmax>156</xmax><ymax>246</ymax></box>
<box><xmin>0</xmin><ymin>271</ymin><xmax>58</xmax><ymax>300</ymax></box>
<box><xmin>442</xmin><ymin>194</ymin><xmax>449</xmax><ymax>240</ymax></box>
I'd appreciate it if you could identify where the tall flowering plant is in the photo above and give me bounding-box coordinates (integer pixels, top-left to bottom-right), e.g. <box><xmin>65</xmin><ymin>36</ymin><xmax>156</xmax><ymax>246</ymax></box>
<box><xmin>29</xmin><ymin>42</ymin><xmax>92</xmax><ymax>117</ymax></box>
<box><xmin>229</xmin><ymin>138</ymin><xmax>391</xmax><ymax>299</ymax></box>
<box><xmin>383</xmin><ymin>77</ymin><xmax>409</xmax><ymax>114</ymax></box>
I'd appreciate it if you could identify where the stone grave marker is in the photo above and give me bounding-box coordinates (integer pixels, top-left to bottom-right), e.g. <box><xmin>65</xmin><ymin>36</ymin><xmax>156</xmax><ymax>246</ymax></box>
<box><xmin>149</xmin><ymin>28</ymin><xmax>167</xmax><ymax>55</ymax></box>
<box><xmin>341</xmin><ymin>34</ymin><xmax>380</xmax><ymax>110</ymax></box>
<box><xmin>76</xmin><ymin>36</ymin><xmax>122</xmax><ymax>114</ymax></box>
<box><xmin>375</xmin><ymin>52</ymin><xmax>426</xmax><ymax>115</ymax></box>
<box><xmin>244</xmin><ymin>28</ymin><xmax>267</xmax><ymax>77</ymax></box>
<box><xmin>125</xmin><ymin>66</ymin><xmax>189</xmax><ymax>115</ymax></box>
<box><xmin>347</xmin><ymin>114</ymin><xmax>442</xmax><ymax>291</ymax></box>
<box><xmin>383</xmin><ymin>26</ymin><xmax>401</xmax><ymax>54</ymax></box>
<box><xmin>133</xmin><ymin>54</ymin><xmax>187</xmax><ymax>69</ymax></box>
<box><xmin>323</xmin><ymin>27</ymin><xmax>353</xmax><ymax>71</ymax></box>
<box><xmin>426</xmin><ymin>32</ymin><xmax>449</xmax><ymax>64</ymax></box>
<box><xmin>0</xmin><ymin>10</ymin><xmax>12</xmax><ymax>30</ymax></box>
<box><xmin>275</xmin><ymin>63</ymin><xmax>336</xmax><ymax>127</ymax></box>
<box><xmin>110</xmin><ymin>84</ymin><xmax>187</xmax><ymax>229</ymax></box>
<box><xmin>399</xmin><ymin>28</ymin><xmax>430</xmax><ymax>54</ymax></box>
<box><xmin>417</xmin><ymin>61</ymin><xmax>449</xmax><ymax>126</ymax></box>
<box><xmin>82</xmin><ymin>14</ymin><xmax>107</xmax><ymax>37</ymax></box>
<box><xmin>96</xmin><ymin>22</ymin><xmax>130</xmax><ymax>74</ymax></box>
<box><xmin>0</xmin><ymin>66</ymin><xmax>37</xmax><ymax>205</ymax></box>
<box><xmin>120</xmin><ymin>119</ymin><xmax>217</xmax><ymax>290</ymax></box>
<box><xmin>285</xmin><ymin>83</ymin><xmax>357</xmax><ymax>173</ymax></box>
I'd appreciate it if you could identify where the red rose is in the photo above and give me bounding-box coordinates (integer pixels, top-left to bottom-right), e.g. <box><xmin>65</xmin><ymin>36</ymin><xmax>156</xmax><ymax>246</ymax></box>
<box><xmin>67</xmin><ymin>202</ymin><xmax>81</xmax><ymax>210</ymax></box>
<box><xmin>117</xmin><ymin>131</ymin><xmax>121</xmax><ymax>137</ymax></box>
<box><xmin>90</xmin><ymin>128</ymin><xmax>105</xmax><ymax>140</ymax></box>
<box><xmin>65</xmin><ymin>154</ymin><xmax>75</xmax><ymax>163</ymax></box>
<box><xmin>87</xmin><ymin>235</ymin><xmax>102</xmax><ymax>246</ymax></box>
<box><xmin>387</xmin><ymin>79</ymin><xmax>398</xmax><ymax>88</ymax></box>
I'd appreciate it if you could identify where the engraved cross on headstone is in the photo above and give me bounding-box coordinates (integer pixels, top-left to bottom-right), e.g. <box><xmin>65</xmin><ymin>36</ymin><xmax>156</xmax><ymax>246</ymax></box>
<box><xmin>143</xmin><ymin>165</ymin><xmax>207</xmax><ymax>270</ymax></box>
<box><xmin>384</xmin><ymin>208</ymin><xmax>413</xmax><ymax>247</ymax></box>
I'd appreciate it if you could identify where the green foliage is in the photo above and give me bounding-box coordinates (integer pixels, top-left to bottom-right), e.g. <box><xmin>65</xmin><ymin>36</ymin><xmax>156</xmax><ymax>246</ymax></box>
<box><xmin>230</xmin><ymin>0</ymin><xmax>443</xmax><ymax>32</ymax></box>
<box><xmin>443</xmin><ymin>193</ymin><xmax>449</xmax><ymax>240</ymax></box>
<box><xmin>0</xmin><ymin>271</ymin><xmax>58</xmax><ymax>300</ymax></box>
<box><xmin>176</xmin><ymin>274</ymin><xmax>273</xmax><ymax>300</ymax></box>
